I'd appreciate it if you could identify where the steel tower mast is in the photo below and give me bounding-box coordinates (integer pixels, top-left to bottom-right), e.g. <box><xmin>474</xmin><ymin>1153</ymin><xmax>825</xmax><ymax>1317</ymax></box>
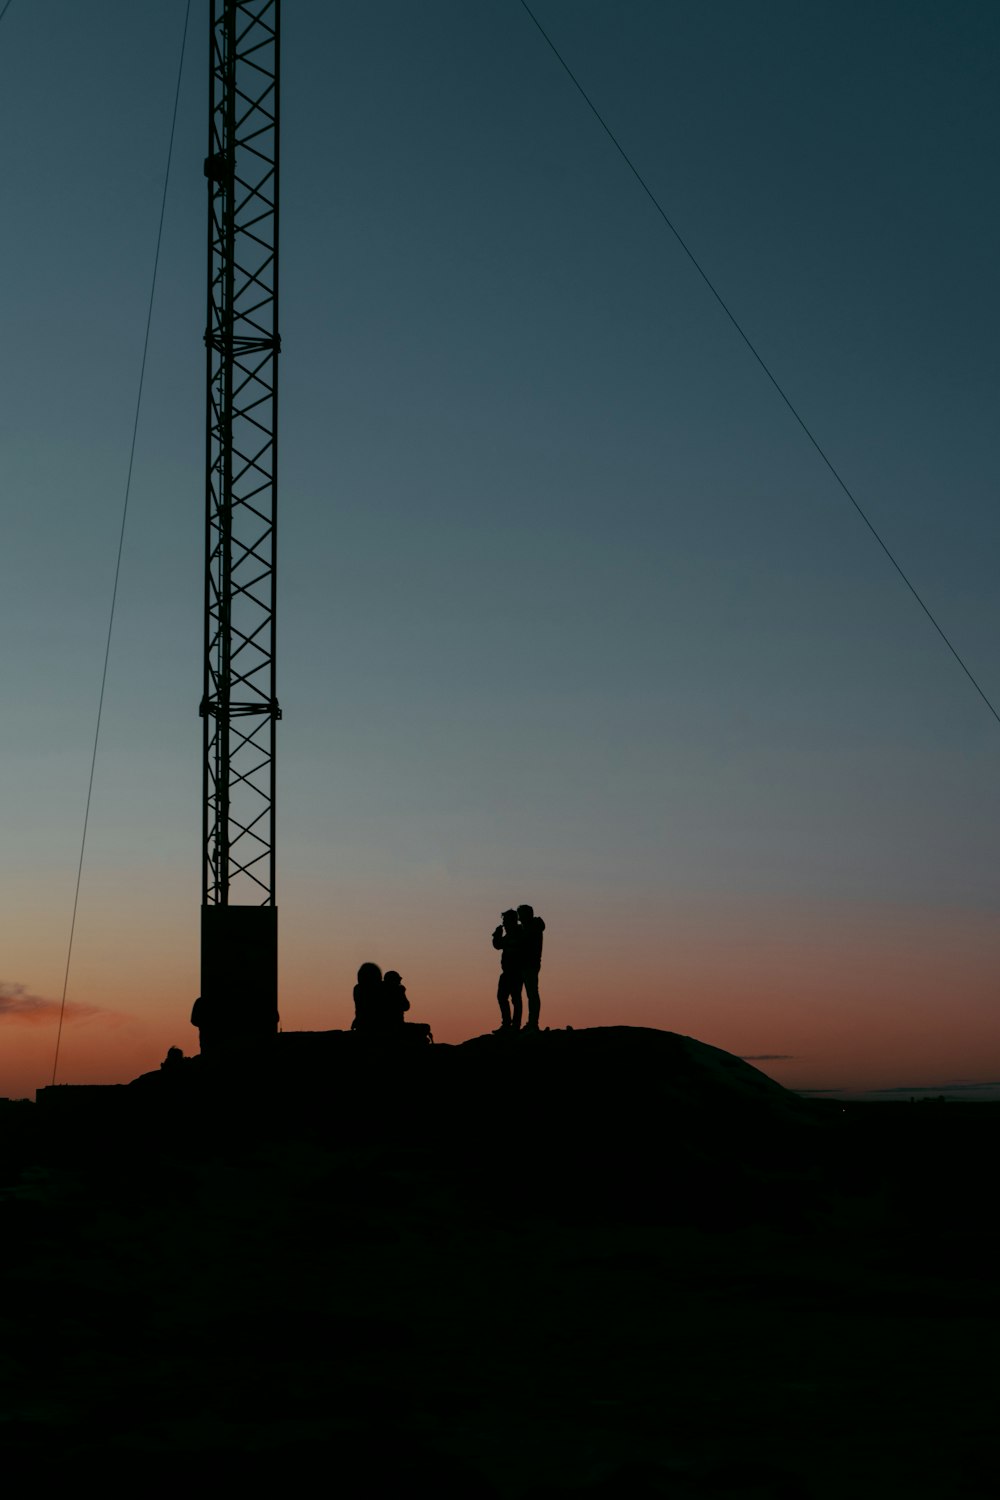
<box><xmin>200</xmin><ymin>0</ymin><xmax>281</xmax><ymax>1039</ymax></box>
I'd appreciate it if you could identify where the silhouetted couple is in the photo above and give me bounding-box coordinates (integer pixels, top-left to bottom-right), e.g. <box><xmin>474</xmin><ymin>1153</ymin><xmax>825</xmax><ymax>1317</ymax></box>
<box><xmin>352</xmin><ymin>962</ymin><xmax>410</xmax><ymax>1034</ymax></box>
<box><xmin>491</xmin><ymin>904</ymin><xmax>545</xmax><ymax>1033</ymax></box>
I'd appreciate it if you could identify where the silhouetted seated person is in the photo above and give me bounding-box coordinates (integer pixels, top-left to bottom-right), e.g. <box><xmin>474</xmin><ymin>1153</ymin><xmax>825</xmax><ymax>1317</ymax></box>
<box><xmin>352</xmin><ymin>962</ymin><xmax>384</xmax><ymax>1033</ymax></box>
<box><xmin>161</xmin><ymin>1045</ymin><xmax>185</xmax><ymax>1070</ymax></box>
<box><xmin>191</xmin><ymin>992</ymin><xmax>277</xmax><ymax>1051</ymax></box>
<box><xmin>516</xmin><ymin>904</ymin><xmax>545</xmax><ymax>1031</ymax></box>
<box><xmin>352</xmin><ymin>962</ymin><xmax>432</xmax><ymax>1044</ymax></box>
<box><xmin>492</xmin><ymin>909</ymin><xmax>524</xmax><ymax>1032</ymax></box>
<box><xmin>382</xmin><ymin>970</ymin><xmax>411</xmax><ymax>1028</ymax></box>
<box><xmin>191</xmin><ymin>993</ymin><xmax>222</xmax><ymax>1055</ymax></box>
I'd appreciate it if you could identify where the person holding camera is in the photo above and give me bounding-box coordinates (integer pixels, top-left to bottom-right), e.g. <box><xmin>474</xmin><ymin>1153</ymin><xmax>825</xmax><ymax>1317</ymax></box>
<box><xmin>491</xmin><ymin>908</ymin><xmax>524</xmax><ymax>1032</ymax></box>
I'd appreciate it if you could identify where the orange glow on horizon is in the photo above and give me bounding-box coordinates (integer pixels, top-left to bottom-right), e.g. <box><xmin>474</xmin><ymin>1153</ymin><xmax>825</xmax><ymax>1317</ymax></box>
<box><xmin>3</xmin><ymin>898</ymin><xmax>996</xmax><ymax>1103</ymax></box>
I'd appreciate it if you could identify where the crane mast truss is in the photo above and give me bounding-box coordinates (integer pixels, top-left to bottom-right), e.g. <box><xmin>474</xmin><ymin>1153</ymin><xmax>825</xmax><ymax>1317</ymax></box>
<box><xmin>202</xmin><ymin>0</ymin><xmax>280</xmax><ymax>911</ymax></box>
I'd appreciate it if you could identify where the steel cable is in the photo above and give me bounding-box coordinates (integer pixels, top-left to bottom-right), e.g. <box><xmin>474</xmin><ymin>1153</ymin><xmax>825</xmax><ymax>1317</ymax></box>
<box><xmin>518</xmin><ymin>0</ymin><xmax>999</xmax><ymax>728</ymax></box>
<box><xmin>52</xmin><ymin>0</ymin><xmax>193</xmax><ymax>1084</ymax></box>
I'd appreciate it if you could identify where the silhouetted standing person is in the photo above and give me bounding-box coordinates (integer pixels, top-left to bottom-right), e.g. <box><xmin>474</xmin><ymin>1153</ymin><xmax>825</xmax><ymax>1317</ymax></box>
<box><xmin>492</xmin><ymin>909</ymin><xmax>523</xmax><ymax>1032</ymax></box>
<box><xmin>517</xmin><ymin>904</ymin><xmax>545</xmax><ymax>1030</ymax></box>
<box><xmin>383</xmin><ymin>970</ymin><xmax>411</xmax><ymax>1029</ymax></box>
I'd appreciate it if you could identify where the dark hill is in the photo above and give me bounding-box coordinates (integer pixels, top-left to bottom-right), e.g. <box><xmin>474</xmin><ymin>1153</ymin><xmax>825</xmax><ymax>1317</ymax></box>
<box><xmin>39</xmin><ymin>1024</ymin><xmax>808</xmax><ymax>1146</ymax></box>
<box><xmin>454</xmin><ymin>1025</ymin><xmax>800</xmax><ymax>1113</ymax></box>
<box><xmin>34</xmin><ymin>1026</ymin><xmax>822</xmax><ymax>1232</ymax></box>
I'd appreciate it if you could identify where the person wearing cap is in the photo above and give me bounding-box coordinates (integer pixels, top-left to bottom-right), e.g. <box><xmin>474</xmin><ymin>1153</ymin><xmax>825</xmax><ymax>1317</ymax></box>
<box><xmin>491</xmin><ymin>909</ymin><xmax>524</xmax><ymax>1032</ymax></box>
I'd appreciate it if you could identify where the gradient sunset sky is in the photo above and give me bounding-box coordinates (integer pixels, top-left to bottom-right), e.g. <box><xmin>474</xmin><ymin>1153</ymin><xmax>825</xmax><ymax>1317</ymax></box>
<box><xmin>1</xmin><ymin>0</ymin><xmax>998</xmax><ymax>1101</ymax></box>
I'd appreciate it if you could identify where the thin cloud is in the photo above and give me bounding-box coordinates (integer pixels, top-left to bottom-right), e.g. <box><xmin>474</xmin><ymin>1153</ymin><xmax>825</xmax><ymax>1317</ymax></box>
<box><xmin>741</xmin><ymin>1054</ymin><xmax>795</xmax><ymax>1062</ymax></box>
<box><xmin>0</xmin><ymin>982</ymin><xmax>101</xmax><ymax>1026</ymax></box>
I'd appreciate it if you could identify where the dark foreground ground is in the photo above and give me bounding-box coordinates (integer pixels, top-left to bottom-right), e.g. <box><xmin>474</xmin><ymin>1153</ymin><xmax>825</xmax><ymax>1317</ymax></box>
<box><xmin>1</xmin><ymin>1027</ymin><xmax>997</xmax><ymax>1497</ymax></box>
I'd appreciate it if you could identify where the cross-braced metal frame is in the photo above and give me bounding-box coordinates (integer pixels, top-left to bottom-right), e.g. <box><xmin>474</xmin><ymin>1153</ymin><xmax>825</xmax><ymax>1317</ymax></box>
<box><xmin>202</xmin><ymin>0</ymin><xmax>280</xmax><ymax>912</ymax></box>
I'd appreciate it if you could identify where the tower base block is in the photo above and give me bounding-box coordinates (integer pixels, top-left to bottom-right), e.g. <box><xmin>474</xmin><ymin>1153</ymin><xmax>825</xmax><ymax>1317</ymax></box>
<box><xmin>198</xmin><ymin>905</ymin><xmax>278</xmax><ymax>1052</ymax></box>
